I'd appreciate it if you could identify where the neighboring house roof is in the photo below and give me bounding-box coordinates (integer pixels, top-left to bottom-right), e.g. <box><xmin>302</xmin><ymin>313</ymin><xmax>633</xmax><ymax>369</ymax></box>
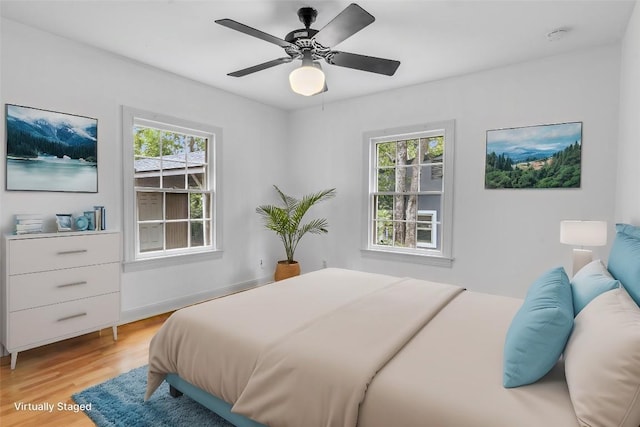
<box><xmin>135</xmin><ymin>151</ymin><xmax>205</xmax><ymax>173</ymax></box>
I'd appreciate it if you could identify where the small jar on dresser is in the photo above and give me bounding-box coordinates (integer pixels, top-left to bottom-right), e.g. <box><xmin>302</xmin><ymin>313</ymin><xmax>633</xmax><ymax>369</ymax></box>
<box><xmin>2</xmin><ymin>230</ymin><xmax>121</xmax><ymax>369</ymax></box>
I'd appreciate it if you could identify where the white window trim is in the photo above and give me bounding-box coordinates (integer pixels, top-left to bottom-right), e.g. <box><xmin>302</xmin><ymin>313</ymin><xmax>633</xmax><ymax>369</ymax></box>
<box><xmin>361</xmin><ymin>120</ymin><xmax>455</xmax><ymax>266</ymax></box>
<box><xmin>121</xmin><ymin>106</ymin><xmax>223</xmax><ymax>271</ymax></box>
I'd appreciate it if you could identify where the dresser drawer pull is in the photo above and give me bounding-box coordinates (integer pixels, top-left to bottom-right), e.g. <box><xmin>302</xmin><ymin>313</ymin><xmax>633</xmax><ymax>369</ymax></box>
<box><xmin>57</xmin><ymin>312</ymin><xmax>87</xmax><ymax>322</ymax></box>
<box><xmin>57</xmin><ymin>281</ymin><xmax>88</xmax><ymax>288</ymax></box>
<box><xmin>57</xmin><ymin>249</ymin><xmax>88</xmax><ymax>255</ymax></box>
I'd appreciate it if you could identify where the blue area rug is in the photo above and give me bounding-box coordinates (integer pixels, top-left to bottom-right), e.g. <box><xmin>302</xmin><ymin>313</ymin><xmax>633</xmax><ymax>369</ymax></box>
<box><xmin>72</xmin><ymin>365</ymin><xmax>235</xmax><ymax>427</ymax></box>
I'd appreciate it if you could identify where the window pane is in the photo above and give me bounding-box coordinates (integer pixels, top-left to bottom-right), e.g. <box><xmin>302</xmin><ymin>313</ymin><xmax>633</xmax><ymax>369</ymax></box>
<box><xmin>161</xmin><ymin>131</ymin><xmax>186</xmax><ymax>156</ymax></box>
<box><xmin>186</xmin><ymin>137</ymin><xmax>207</xmax><ymax>189</ymax></box>
<box><xmin>191</xmin><ymin>221</ymin><xmax>204</xmax><ymax>247</ymax></box>
<box><xmin>160</xmin><ymin>131</ymin><xmax>187</xmax><ymax>189</ymax></box>
<box><xmin>134</xmin><ymin>156</ymin><xmax>161</xmax><ymax>188</ymax></box>
<box><xmin>377</xmin><ymin>142</ymin><xmax>395</xmax><ymax>167</ymax></box>
<box><xmin>397</xmin><ymin>165</ymin><xmax>419</xmax><ymax>193</ymax></box>
<box><xmin>420</xmin><ymin>136</ymin><xmax>444</xmax><ymax>164</ymax></box>
<box><xmin>377</xmin><ymin>168</ymin><xmax>395</xmax><ymax>192</ymax></box>
<box><xmin>139</xmin><ymin>223</ymin><xmax>163</xmax><ymax>252</ymax></box>
<box><xmin>189</xmin><ymin>136</ymin><xmax>208</xmax><ymax>153</ymax></box>
<box><xmin>393</xmin><ymin>220</ymin><xmax>408</xmax><ymax>247</ymax></box>
<box><xmin>166</xmin><ymin>193</ymin><xmax>188</xmax><ymax>220</ymax></box>
<box><xmin>374</xmin><ymin>220</ymin><xmax>393</xmax><ymax>246</ymax></box>
<box><xmin>162</xmin><ymin>169</ymin><xmax>185</xmax><ymax>190</ymax></box>
<box><xmin>204</xmin><ymin>220</ymin><xmax>211</xmax><ymax>246</ymax></box>
<box><xmin>166</xmin><ymin>222</ymin><xmax>188</xmax><ymax>249</ymax></box>
<box><xmin>190</xmin><ymin>193</ymin><xmax>204</xmax><ymax>219</ymax></box>
<box><xmin>420</xmin><ymin>165</ymin><xmax>443</xmax><ymax>191</ymax></box>
<box><xmin>134</xmin><ymin>127</ymin><xmax>162</xmax><ymax>157</ymax></box>
<box><xmin>188</xmin><ymin>172</ymin><xmax>206</xmax><ymax>189</ymax></box>
<box><xmin>161</xmin><ymin>160</ymin><xmax>187</xmax><ymax>189</ymax></box>
<box><xmin>137</xmin><ymin>192</ymin><xmax>163</xmax><ymax>221</ymax></box>
<box><xmin>205</xmin><ymin>194</ymin><xmax>212</xmax><ymax>219</ymax></box>
<box><xmin>374</xmin><ymin>195</ymin><xmax>393</xmax><ymax>221</ymax></box>
<box><xmin>406</xmin><ymin>139</ymin><xmax>418</xmax><ymax>163</ymax></box>
<box><xmin>417</xmin><ymin>194</ymin><xmax>441</xmax><ymax>214</ymax></box>
<box><xmin>396</xmin><ymin>140</ymin><xmax>408</xmax><ymax>165</ymax></box>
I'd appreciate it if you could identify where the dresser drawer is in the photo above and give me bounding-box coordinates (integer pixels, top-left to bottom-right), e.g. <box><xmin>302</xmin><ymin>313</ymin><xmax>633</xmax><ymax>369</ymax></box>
<box><xmin>7</xmin><ymin>292</ymin><xmax>120</xmax><ymax>350</ymax></box>
<box><xmin>8</xmin><ymin>233</ymin><xmax>120</xmax><ymax>275</ymax></box>
<box><xmin>9</xmin><ymin>263</ymin><xmax>120</xmax><ymax>312</ymax></box>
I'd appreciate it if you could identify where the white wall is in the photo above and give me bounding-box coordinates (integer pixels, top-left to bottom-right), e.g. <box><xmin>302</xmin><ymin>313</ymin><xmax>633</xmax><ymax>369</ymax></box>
<box><xmin>287</xmin><ymin>46</ymin><xmax>621</xmax><ymax>298</ymax></box>
<box><xmin>0</xmin><ymin>19</ymin><xmax>288</xmax><ymax>319</ymax></box>
<box><xmin>616</xmin><ymin>0</ymin><xmax>640</xmax><ymax>224</ymax></box>
<box><xmin>0</xmin><ymin>16</ymin><xmax>629</xmax><ymax>314</ymax></box>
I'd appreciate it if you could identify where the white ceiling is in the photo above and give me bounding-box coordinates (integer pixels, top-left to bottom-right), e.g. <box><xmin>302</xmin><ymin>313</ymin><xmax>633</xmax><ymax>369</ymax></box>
<box><xmin>1</xmin><ymin>0</ymin><xmax>635</xmax><ymax>111</ymax></box>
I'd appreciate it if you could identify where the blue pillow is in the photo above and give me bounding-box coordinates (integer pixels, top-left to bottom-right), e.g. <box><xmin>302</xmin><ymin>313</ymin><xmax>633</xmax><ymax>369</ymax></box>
<box><xmin>571</xmin><ymin>260</ymin><xmax>620</xmax><ymax>315</ymax></box>
<box><xmin>503</xmin><ymin>267</ymin><xmax>574</xmax><ymax>388</ymax></box>
<box><xmin>608</xmin><ymin>224</ymin><xmax>640</xmax><ymax>307</ymax></box>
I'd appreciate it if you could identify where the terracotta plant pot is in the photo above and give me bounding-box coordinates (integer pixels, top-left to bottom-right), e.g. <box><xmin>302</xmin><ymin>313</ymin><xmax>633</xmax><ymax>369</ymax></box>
<box><xmin>274</xmin><ymin>260</ymin><xmax>300</xmax><ymax>281</ymax></box>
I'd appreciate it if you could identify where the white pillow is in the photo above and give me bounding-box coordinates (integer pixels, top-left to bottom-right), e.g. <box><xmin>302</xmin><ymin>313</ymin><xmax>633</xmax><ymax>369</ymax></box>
<box><xmin>564</xmin><ymin>287</ymin><xmax>640</xmax><ymax>427</ymax></box>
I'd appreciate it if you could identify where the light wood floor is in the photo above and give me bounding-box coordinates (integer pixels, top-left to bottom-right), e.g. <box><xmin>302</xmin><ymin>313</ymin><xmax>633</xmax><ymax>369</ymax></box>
<box><xmin>0</xmin><ymin>313</ymin><xmax>172</xmax><ymax>427</ymax></box>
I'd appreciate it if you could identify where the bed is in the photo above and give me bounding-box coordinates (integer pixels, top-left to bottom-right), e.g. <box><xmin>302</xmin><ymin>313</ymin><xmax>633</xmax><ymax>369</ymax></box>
<box><xmin>145</xmin><ymin>225</ymin><xmax>640</xmax><ymax>427</ymax></box>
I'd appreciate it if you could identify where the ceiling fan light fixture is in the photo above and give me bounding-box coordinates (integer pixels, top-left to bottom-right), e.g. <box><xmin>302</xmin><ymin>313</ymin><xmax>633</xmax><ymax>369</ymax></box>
<box><xmin>289</xmin><ymin>64</ymin><xmax>325</xmax><ymax>96</ymax></box>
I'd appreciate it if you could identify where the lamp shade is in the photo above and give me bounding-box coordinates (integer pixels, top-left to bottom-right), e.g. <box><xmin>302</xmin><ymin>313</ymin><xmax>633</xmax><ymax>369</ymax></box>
<box><xmin>560</xmin><ymin>220</ymin><xmax>607</xmax><ymax>246</ymax></box>
<box><xmin>289</xmin><ymin>65</ymin><xmax>325</xmax><ymax>96</ymax></box>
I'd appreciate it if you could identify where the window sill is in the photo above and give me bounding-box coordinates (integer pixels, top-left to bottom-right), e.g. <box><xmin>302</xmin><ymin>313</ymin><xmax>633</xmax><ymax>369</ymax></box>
<box><xmin>123</xmin><ymin>249</ymin><xmax>223</xmax><ymax>273</ymax></box>
<box><xmin>361</xmin><ymin>248</ymin><xmax>453</xmax><ymax>268</ymax></box>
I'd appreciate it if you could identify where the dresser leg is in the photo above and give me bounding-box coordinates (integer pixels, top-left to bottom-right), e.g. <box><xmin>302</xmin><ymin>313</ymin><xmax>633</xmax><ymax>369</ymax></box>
<box><xmin>112</xmin><ymin>325</ymin><xmax>118</xmax><ymax>341</ymax></box>
<box><xmin>10</xmin><ymin>352</ymin><xmax>17</xmax><ymax>370</ymax></box>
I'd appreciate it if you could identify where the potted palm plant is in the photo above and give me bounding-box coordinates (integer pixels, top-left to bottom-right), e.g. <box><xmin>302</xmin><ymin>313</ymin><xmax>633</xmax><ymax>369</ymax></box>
<box><xmin>256</xmin><ymin>185</ymin><xmax>336</xmax><ymax>281</ymax></box>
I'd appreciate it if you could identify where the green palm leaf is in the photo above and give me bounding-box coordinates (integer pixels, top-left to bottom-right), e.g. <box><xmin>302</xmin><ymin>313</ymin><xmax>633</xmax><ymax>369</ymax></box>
<box><xmin>256</xmin><ymin>186</ymin><xmax>336</xmax><ymax>263</ymax></box>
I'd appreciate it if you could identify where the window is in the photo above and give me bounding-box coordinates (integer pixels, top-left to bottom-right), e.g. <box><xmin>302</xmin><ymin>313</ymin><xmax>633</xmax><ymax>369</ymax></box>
<box><xmin>122</xmin><ymin>107</ymin><xmax>221</xmax><ymax>268</ymax></box>
<box><xmin>364</xmin><ymin>120</ymin><xmax>454</xmax><ymax>263</ymax></box>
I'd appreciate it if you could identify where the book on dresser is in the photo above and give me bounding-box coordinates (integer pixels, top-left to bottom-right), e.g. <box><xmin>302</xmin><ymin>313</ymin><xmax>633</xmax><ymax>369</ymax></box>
<box><xmin>14</xmin><ymin>214</ymin><xmax>44</xmax><ymax>235</ymax></box>
<box><xmin>1</xmin><ymin>230</ymin><xmax>121</xmax><ymax>369</ymax></box>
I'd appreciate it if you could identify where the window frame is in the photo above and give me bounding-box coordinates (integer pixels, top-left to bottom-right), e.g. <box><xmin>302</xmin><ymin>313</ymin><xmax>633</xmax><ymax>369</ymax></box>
<box><xmin>122</xmin><ymin>106</ymin><xmax>222</xmax><ymax>271</ymax></box>
<box><xmin>362</xmin><ymin>120</ymin><xmax>455</xmax><ymax>266</ymax></box>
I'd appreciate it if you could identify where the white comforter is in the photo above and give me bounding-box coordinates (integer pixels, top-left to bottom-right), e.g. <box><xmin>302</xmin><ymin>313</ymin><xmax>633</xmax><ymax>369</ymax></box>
<box><xmin>146</xmin><ymin>268</ymin><xmax>579</xmax><ymax>427</ymax></box>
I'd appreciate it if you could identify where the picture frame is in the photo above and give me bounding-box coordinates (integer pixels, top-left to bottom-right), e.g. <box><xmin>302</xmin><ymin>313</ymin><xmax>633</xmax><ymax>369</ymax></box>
<box><xmin>5</xmin><ymin>104</ymin><xmax>98</xmax><ymax>192</ymax></box>
<box><xmin>56</xmin><ymin>214</ymin><xmax>73</xmax><ymax>231</ymax></box>
<box><xmin>485</xmin><ymin>121</ymin><xmax>582</xmax><ymax>189</ymax></box>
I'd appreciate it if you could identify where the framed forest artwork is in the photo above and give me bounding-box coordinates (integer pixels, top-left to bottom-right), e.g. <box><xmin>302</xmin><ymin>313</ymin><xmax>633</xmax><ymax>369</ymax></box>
<box><xmin>485</xmin><ymin>122</ymin><xmax>582</xmax><ymax>189</ymax></box>
<box><xmin>6</xmin><ymin>104</ymin><xmax>98</xmax><ymax>192</ymax></box>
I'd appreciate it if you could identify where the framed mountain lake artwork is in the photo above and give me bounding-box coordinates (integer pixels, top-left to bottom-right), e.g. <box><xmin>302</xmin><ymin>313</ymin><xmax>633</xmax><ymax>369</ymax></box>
<box><xmin>5</xmin><ymin>104</ymin><xmax>98</xmax><ymax>192</ymax></box>
<box><xmin>485</xmin><ymin>121</ymin><xmax>582</xmax><ymax>189</ymax></box>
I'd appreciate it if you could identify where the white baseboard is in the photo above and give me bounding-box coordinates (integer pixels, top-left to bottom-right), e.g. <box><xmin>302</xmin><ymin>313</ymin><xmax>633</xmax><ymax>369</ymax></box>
<box><xmin>119</xmin><ymin>275</ymin><xmax>272</xmax><ymax>325</ymax></box>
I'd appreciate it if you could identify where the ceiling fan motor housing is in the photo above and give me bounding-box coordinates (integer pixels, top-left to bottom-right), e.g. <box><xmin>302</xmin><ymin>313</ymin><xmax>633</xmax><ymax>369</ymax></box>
<box><xmin>285</xmin><ymin>28</ymin><xmax>319</xmax><ymax>44</ymax></box>
<box><xmin>297</xmin><ymin>7</ymin><xmax>318</xmax><ymax>28</ymax></box>
<box><xmin>285</xmin><ymin>28</ymin><xmax>331</xmax><ymax>60</ymax></box>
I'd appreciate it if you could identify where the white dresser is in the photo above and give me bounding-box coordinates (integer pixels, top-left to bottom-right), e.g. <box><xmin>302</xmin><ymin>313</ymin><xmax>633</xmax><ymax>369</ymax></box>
<box><xmin>2</xmin><ymin>231</ymin><xmax>121</xmax><ymax>369</ymax></box>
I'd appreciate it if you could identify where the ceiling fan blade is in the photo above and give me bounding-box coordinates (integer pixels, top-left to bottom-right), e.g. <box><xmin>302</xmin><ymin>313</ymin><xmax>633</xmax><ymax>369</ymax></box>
<box><xmin>215</xmin><ymin>19</ymin><xmax>294</xmax><ymax>48</ymax></box>
<box><xmin>328</xmin><ymin>51</ymin><xmax>400</xmax><ymax>76</ymax></box>
<box><xmin>228</xmin><ymin>57</ymin><xmax>293</xmax><ymax>77</ymax></box>
<box><xmin>314</xmin><ymin>3</ymin><xmax>375</xmax><ymax>48</ymax></box>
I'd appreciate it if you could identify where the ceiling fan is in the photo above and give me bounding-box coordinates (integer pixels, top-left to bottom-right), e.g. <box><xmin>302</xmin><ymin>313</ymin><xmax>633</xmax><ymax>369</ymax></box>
<box><xmin>215</xmin><ymin>3</ymin><xmax>401</xmax><ymax>96</ymax></box>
